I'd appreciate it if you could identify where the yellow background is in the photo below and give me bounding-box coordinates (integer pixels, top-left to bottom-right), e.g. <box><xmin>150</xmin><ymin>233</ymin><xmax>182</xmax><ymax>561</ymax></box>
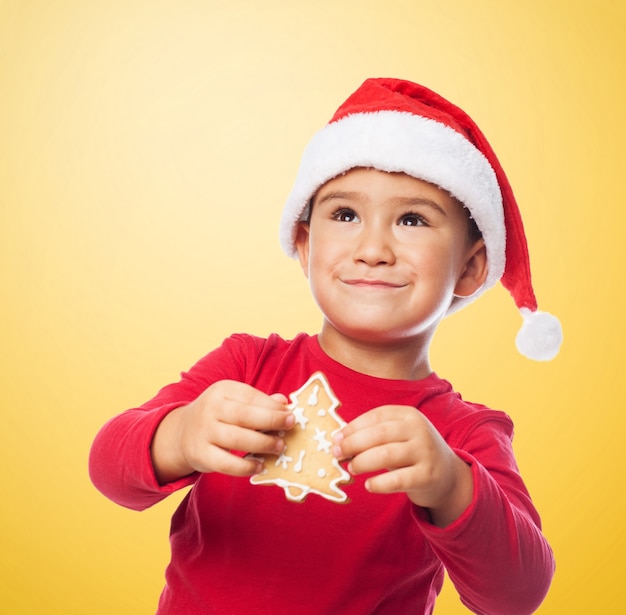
<box><xmin>1</xmin><ymin>0</ymin><xmax>624</xmax><ymax>612</ymax></box>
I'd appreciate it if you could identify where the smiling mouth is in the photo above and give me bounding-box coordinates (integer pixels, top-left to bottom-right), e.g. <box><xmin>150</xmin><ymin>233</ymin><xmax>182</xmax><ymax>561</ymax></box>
<box><xmin>342</xmin><ymin>278</ymin><xmax>407</xmax><ymax>289</ymax></box>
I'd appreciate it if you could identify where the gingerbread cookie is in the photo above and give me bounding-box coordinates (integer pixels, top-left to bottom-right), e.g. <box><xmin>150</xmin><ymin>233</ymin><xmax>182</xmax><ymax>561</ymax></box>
<box><xmin>249</xmin><ymin>372</ymin><xmax>351</xmax><ymax>503</ymax></box>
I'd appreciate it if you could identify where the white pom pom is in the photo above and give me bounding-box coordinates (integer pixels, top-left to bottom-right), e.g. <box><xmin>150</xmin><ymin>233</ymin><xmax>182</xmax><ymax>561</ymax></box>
<box><xmin>515</xmin><ymin>308</ymin><xmax>563</xmax><ymax>361</ymax></box>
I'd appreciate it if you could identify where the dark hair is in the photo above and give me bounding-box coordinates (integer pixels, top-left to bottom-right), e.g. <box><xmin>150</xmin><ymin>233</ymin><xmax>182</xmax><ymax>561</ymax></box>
<box><xmin>464</xmin><ymin>207</ymin><xmax>483</xmax><ymax>244</ymax></box>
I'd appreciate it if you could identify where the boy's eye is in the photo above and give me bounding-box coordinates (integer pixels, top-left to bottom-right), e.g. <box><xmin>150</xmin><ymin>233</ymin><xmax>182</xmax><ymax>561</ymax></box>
<box><xmin>332</xmin><ymin>207</ymin><xmax>359</xmax><ymax>223</ymax></box>
<box><xmin>399</xmin><ymin>213</ymin><xmax>426</xmax><ymax>227</ymax></box>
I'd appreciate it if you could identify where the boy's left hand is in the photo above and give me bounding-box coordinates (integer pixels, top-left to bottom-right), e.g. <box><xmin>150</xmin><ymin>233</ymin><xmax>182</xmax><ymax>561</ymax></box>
<box><xmin>333</xmin><ymin>405</ymin><xmax>474</xmax><ymax>527</ymax></box>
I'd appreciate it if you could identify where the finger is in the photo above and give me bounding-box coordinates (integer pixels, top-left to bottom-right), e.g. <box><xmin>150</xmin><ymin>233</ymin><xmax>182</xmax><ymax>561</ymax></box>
<box><xmin>336</xmin><ymin>419</ymin><xmax>409</xmax><ymax>461</ymax></box>
<box><xmin>348</xmin><ymin>442</ymin><xmax>415</xmax><ymax>476</ymax></box>
<box><xmin>270</xmin><ymin>393</ymin><xmax>289</xmax><ymax>404</ymax></box>
<box><xmin>211</xmin><ymin>422</ymin><xmax>286</xmax><ymax>457</ymax></box>
<box><xmin>218</xmin><ymin>395</ymin><xmax>294</xmax><ymax>433</ymax></box>
<box><xmin>364</xmin><ymin>466</ymin><xmax>420</xmax><ymax>495</ymax></box>
<box><xmin>216</xmin><ymin>381</ymin><xmax>289</xmax><ymax>412</ymax></box>
<box><xmin>335</xmin><ymin>405</ymin><xmax>416</xmax><ymax>457</ymax></box>
<box><xmin>339</xmin><ymin>406</ymin><xmax>391</xmax><ymax>437</ymax></box>
<box><xmin>193</xmin><ymin>445</ymin><xmax>263</xmax><ymax>477</ymax></box>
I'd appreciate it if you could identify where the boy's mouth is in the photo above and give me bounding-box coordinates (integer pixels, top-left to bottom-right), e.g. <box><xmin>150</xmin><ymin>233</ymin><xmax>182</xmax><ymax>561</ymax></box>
<box><xmin>341</xmin><ymin>278</ymin><xmax>407</xmax><ymax>289</ymax></box>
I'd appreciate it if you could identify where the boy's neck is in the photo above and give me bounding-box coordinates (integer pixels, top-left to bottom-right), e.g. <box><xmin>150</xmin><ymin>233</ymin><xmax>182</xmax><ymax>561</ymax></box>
<box><xmin>317</xmin><ymin>323</ymin><xmax>433</xmax><ymax>381</ymax></box>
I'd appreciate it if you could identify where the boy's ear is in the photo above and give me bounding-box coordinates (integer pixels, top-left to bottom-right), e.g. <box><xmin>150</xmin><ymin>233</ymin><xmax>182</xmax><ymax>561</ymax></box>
<box><xmin>294</xmin><ymin>221</ymin><xmax>311</xmax><ymax>279</ymax></box>
<box><xmin>454</xmin><ymin>239</ymin><xmax>489</xmax><ymax>298</ymax></box>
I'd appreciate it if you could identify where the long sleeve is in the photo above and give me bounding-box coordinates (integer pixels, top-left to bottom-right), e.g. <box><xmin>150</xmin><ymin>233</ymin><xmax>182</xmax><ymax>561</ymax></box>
<box><xmin>88</xmin><ymin>334</ymin><xmax>555</xmax><ymax>613</ymax></box>
<box><xmin>88</xmin><ymin>362</ymin><xmax>221</xmax><ymax>510</ymax></box>
<box><xmin>88</xmin><ymin>401</ymin><xmax>198</xmax><ymax>510</ymax></box>
<box><xmin>88</xmin><ymin>336</ymin><xmax>256</xmax><ymax>510</ymax></box>
<box><xmin>413</xmin><ymin>426</ymin><xmax>555</xmax><ymax>615</ymax></box>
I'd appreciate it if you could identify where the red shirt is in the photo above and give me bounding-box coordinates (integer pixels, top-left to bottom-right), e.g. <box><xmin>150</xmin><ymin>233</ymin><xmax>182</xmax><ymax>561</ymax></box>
<box><xmin>89</xmin><ymin>333</ymin><xmax>554</xmax><ymax>614</ymax></box>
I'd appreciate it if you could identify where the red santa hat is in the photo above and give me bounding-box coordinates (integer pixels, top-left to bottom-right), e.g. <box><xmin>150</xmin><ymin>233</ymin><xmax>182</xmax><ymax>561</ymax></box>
<box><xmin>280</xmin><ymin>78</ymin><xmax>562</xmax><ymax>361</ymax></box>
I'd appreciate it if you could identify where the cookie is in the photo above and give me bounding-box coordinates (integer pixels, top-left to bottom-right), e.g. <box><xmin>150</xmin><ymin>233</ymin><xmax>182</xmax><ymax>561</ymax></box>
<box><xmin>249</xmin><ymin>372</ymin><xmax>351</xmax><ymax>503</ymax></box>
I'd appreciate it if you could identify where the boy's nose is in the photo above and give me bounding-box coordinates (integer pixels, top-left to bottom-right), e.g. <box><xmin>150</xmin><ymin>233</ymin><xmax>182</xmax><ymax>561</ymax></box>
<box><xmin>353</xmin><ymin>226</ymin><xmax>396</xmax><ymax>266</ymax></box>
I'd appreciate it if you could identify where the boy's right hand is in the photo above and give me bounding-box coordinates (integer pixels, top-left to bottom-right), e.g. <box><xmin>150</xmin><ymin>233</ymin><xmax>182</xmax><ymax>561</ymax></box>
<box><xmin>150</xmin><ymin>380</ymin><xmax>294</xmax><ymax>484</ymax></box>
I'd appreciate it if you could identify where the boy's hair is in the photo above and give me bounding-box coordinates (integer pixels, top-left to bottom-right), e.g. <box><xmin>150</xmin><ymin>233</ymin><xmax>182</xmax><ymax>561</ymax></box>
<box><xmin>462</xmin><ymin>203</ymin><xmax>483</xmax><ymax>244</ymax></box>
<box><xmin>281</xmin><ymin>78</ymin><xmax>562</xmax><ymax>361</ymax></box>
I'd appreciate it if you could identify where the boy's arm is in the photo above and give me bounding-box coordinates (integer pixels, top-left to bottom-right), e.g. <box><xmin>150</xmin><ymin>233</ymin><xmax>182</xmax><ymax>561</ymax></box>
<box><xmin>88</xmin><ymin>334</ymin><xmax>292</xmax><ymax>511</ymax></box>
<box><xmin>89</xmin><ymin>401</ymin><xmax>199</xmax><ymax>511</ymax></box>
<box><xmin>149</xmin><ymin>380</ymin><xmax>292</xmax><ymax>484</ymax></box>
<box><xmin>337</xmin><ymin>407</ymin><xmax>553</xmax><ymax>614</ymax></box>
<box><xmin>415</xmin><ymin>436</ymin><xmax>555</xmax><ymax>615</ymax></box>
<box><xmin>89</xmin><ymin>336</ymin><xmax>240</xmax><ymax>510</ymax></box>
<box><xmin>89</xmin><ymin>381</ymin><xmax>292</xmax><ymax>510</ymax></box>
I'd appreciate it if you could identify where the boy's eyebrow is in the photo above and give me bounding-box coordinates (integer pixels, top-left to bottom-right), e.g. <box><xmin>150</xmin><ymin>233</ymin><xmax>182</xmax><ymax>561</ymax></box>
<box><xmin>397</xmin><ymin>197</ymin><xmax>447</xmax><ymax>216</ymax></box>
<box><xmin>315</xmin><ymin>190</ymin><xmax>362</xmax><ymax>206</ymax></box>
<box><xmin>316</xmin><ymin>191</ymin><xmax>447</xmax><ymax>216</ymax></box>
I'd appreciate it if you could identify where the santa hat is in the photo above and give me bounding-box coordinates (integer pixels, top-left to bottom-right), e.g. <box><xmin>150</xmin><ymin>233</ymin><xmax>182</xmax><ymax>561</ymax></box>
<box><xmin>280</xmin><ymin>78</ymin><xmax>562</xmax><ymax>361</ymax></box>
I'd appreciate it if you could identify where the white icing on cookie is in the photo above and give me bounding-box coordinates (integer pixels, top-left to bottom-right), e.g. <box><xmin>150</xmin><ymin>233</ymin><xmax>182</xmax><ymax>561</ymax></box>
<box><xmin>292</xmin><ymin>406</ymin><xmax>309</xmax><ymax>429</ymax></box>
<box><xmin>275</xmin><ymin>451</ymin><xmax>293</xmax><ymax>470</ymax></box>
<box><xmin>313</xmin><ymin>427</ymin><xmax>331</xmax><ymax>453</ymax></box>
<box><xmin>293</xmin><ymin>449</ymin><xmax>305</xmax><ymax>473</ymax></box>
<box><xmin>249</xmin><ymin>372</ymin><xmax>350</xmax><ymax>503</ymax></box>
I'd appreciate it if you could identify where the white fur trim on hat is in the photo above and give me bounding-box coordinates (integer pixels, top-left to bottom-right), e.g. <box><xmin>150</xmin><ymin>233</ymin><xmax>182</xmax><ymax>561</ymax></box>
<box><xmin>279</xmin><ymin>110</ymin><xmax>505</xmax><ymax>314</ymax></box>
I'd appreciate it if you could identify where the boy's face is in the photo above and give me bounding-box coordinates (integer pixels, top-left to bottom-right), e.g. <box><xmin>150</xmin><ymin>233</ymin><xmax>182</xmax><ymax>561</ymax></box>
<box><xmin>295</xmin><ymin>168</ymin><xmax>487</xmax><ymax>353</ymax></box>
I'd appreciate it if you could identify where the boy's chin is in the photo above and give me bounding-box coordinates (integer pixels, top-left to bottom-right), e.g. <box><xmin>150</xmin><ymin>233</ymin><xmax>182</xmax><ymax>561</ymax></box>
<box><xmin>324</xmin><ymin>322</ymin><xmax>431</xmax><ymax>348</ymax></box>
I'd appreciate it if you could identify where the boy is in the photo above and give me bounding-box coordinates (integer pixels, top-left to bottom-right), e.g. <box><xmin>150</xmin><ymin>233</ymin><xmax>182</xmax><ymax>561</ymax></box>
<box><xmin>90</xmin><ymin>78</ymin><xmax>562</xmax><ymax>614</ymax></box>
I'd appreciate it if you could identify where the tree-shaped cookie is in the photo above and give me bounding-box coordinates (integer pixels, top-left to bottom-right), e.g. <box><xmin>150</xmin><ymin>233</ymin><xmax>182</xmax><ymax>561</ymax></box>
<box><xmin>249</xmin><ymin>372</ymin><xmax>351</xmax><ymax>503</ymax></box>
